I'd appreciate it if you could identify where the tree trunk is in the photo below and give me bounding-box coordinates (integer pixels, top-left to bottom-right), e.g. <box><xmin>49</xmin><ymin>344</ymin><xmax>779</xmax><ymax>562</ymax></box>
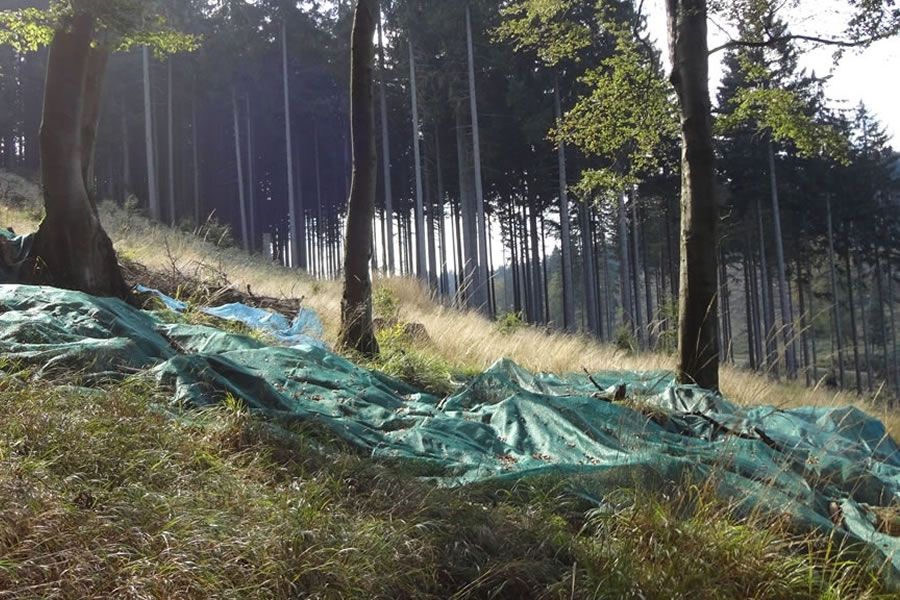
<box><xmin>142</xmin><ymin>46</ymin><xmax>160</xmax><ymax>221</ymax></box>
<box><xmin>618</xmin><ymin>191</ymin><xmax>634</xmax><ymax>335</ymax></box>
<box><xmin>231</xmin><ymin>88</ymin><xmax>249</xmax><ymax>251</ymax></box>
<box><xmin>825</xmin><ymin>194</ymin><xmax>845</xmax><ymax>388</ymax></box>
<box><xmin>26</xmin><ymin>14</ymin><xmax>127</xmax><ymax>298</ymax></box>
<box><xmin>844</xmin><ymin>249</ymin><xmax>862</xmax><ymax>394</ymax></box>
<box><xmin>338</xmin><ymin>0</ymin><xmax>379</xmax><ymax>355</ymax></box>
<box><xmin>768</xmin><ymin>139</ymin><xmax>797</xmax><ymax>377</ymax></box>
<box><xmin>756</xmin><ymin>195</ymin><xmax>777</xmax><ymax>375</ymax></box>
<box><xmin>121</xmin><ymin>102</ymin><xmax>131</xmax><ymax>201</ymax></box>
<box><xmin>743</xmin><ymin>248</ymin><xmax>757</xmax><ymax>370</ymax></box>
<box><xmin>554</xmin><ymin>83</ymin><xmax>575</xmax><ymax>332</ymax></box>
<box><xmin>456</xmin><ymin>103</ymin><xmax>477</xmax><ymax>306</ymax></box>
<box><xmin>631</xmin><ymin>188</ymin><xmax>645</xmax><ymax>348</ymax></box>
<box><xmin>245</xmin><ymin>95</ymin><xmax>256</xmax><ymax>252</ymax></box>
<box><xmin>465</xmin><ymin>3</ymin><xmax>490</xmax><ymax>314</ymax></box>
<box><xmin>282</xmin><ymin>21</ymin><xmax>302</xmax><ymax>270</ymax></box>
<box><xmin>528</xmin><ymin>199</ymin><xmax>544</xmax><ymax>324</ymax></box>
<box><xmin>580</xmin><ymin>200</ymin><xmax>599</xmax><ymax>335</ymax></box>
<box><xmin>80</xmin><ymin>46</ymin><xmax>107</xmax><ymax>200</ymax></box>
<box><xmin>408</xmin><ymin>36</ymin><xmax>426</xmax><ymax>280</ymax></box>
<box><xmin>191</xmin><ymin>79</ymin><xmax>200</xmax><ymax>225</ymax></box>
<box><xmin>667</xmin><ymin>0</ymin><xmax>719</xmax><ymax>389</ymax></box>
<box><xmin>167</xmin><ymin>59</ymin><xmax>176</xmax><ymax>226</ymax></box>
<box><xmin>436</xmin><ymin>132</ymin><xmax>449</xmax><ymax>295</ymax></box>
<box><xmin>376</xmin><ymin>10</ymin><xmax>395</xmax><ymax>275</ymax></box>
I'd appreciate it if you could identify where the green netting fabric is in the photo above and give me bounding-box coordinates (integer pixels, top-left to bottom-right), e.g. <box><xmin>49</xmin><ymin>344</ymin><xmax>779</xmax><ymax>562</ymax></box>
<box><xmin>0</xmin><ymin>285</ymin><xmax>897</xmax><ymax>587</ymax></box>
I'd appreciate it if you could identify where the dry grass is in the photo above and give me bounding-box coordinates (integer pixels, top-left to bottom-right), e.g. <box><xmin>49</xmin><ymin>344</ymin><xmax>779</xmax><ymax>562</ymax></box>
<box><xmin>1</xmin><ymin>170</ymin><xmax>895</xmax><ymax>438</ymax></box>
<box><xmin>0</xmin><ymin>375</ymin><xmax>888</xmax><ymax>599</ymax></box>
<box><xmin>0</xmin><ymin>172</ymin><xmax>895</xmax><ymax>598</ymax></box>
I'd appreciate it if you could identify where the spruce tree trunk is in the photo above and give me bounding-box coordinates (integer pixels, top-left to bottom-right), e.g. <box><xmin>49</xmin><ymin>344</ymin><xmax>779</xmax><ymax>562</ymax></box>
<box><xmin>456</xmin><ymin>104</ymin><xmax>477</xmax><ymax>306</ymax></box>
<box><xmin>768</xmin><ymin>139</ymin><xmax>797</xmax><ymax>377</ymax></box>
<box><xmin>465</xmin><ymin>3</ymin><xmax>490</xmax><ymax>314</ymax></box>
<box><xmin>376</xmin><ymin>10</ymin><xmax>395</xmax><ymax>275</ymax></box>
<box><xmin>26</xmin><ymin>14</ymin><xmax>127</xmax><ymax>298</ymax></box>
<box><xmin>167</xmin><ymin>59</ymin><xmax>176</xmax><ymax>226</ymax></box>
<box><xmin>425</xmin><ymin>132</ymin><xmax>438</xmax><ymax>290</ymax></box>
<box><xmin>528</xmin><ymin>199</ymin><xmax>544</xmax><ymax>324</ymax></box>
<box><xmin>231</xmin><ymin>88</ymin><xmax>249</xmax><ymax>251</ymax></box>
<box><xmin>142</xmin><ymin>46</ymin><xmax>160</xmax><ymax>221</ymax></box>
<box><xmin>826</xmin><ymin>194</ymin><xmax>845</xmax><ymax>388</ymax></box>
<box><xmin>282</xmin><ymin>21</ymin><xmax>302</xmax><ymax>270</ymax></box>
<box><xmin>796</xmin><ymin>257</ymin><xmax>811</xmax><ymax>385</ymax></box>
<box><xmin>554</xmin><ymin>83</ymin><xmax>575</xmax><ymax>332</ymax></box>
<box><xmin>120</xmin><ymin>102</ymin><xmax>131</xmax><ymax>202</ymax></box>
<box><xmin>618</xmin><ymin>191</ymin><xmax>634</xmax><ymax>335</ymax></box>
<box><xmin>743</xmin><ymin>249</ymin><xmax>757</xmax><ymax>370</ymax></box>
<box><xmin>580</xmin><ymin>200</ymin><xmax>599</xmax><ymax>335</ymax></box>
<box><xmin>408</xmin><ymin>37</ymin><xmax>426</xmax><ymax>280</ymax></box>
<box><xmin>844</xmin><ymin>249</ymin><xmax>862</xmax><ymax>394</ymax></box>
<box><xmin>666</xmin><ymin>0</ymin><xmax>719</xmax><ymax>389</ymax></box>
<box><xmin>338</xmin><ymin>0</ymin><xmax>379</xmax><ymax>355</ymax></box>
<box><xmin>245</xmin><ymin>96</ymin><xmax>256</xmax><ymax>251</ymax></box>
<box><xmin>631</xmin><ymin>188</ymin><xmax>645</xmax><ymax>348</ymax></box>
<box><xmin>756</xmin><ymin>196</ymin><xmax>777</xmax><ymax>375</ymax></box>
<box><xmin>191</xmin><ymin>80</ymin><xmax>200</xmax><ymax>225</ymax></box>
<box><xmin>436</xmin><ymin>132</ymin><xmax>449</xmax><ymax>295</ymax></box>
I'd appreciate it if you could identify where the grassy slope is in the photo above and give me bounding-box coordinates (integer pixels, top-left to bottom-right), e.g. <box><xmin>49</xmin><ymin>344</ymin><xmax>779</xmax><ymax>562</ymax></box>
<box><xmin>0</xmin><ymin>172</ymin><xmax>893</xmax><ymax>598</ymax></box>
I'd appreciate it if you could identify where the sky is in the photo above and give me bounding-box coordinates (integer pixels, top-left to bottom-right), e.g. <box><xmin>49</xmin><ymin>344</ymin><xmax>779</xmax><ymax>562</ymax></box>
<box><xmin>644</xmin><ymin>0</ymin><xmax>900</xmax><ymax>143</ymax></box>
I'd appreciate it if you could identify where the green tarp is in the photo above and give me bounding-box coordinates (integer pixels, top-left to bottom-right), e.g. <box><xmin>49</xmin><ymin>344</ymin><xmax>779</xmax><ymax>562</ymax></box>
<box><xmin>0</xmin><ymin>284</ymin><xmax>897</xmax><ymax>588</ymax></box>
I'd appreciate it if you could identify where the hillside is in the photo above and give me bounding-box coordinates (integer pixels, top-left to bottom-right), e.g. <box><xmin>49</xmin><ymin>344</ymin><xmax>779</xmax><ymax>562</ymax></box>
<box><xmin>0</xmin><ymin>171</ymin><xmax>898</xmax><ymax>599</ymax></box>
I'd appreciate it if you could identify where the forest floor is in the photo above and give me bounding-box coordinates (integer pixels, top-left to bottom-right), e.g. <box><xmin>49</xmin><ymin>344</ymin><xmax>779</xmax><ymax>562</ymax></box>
<box><xmin>0</xmin><ymin>170</ymin><xmax>895</xmax><ymax>598</ymax></box>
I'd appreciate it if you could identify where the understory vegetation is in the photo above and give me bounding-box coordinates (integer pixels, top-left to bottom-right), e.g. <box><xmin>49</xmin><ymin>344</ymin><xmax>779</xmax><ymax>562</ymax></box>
<box><xmin>0</xmin><ymin>374</ymin><xmax>889</xmax><ymax>599</ymax></box>
<box><xmin>0</xmin><ymin>171</ymin><xmax>896</xmax><ymax>597</ymax></box>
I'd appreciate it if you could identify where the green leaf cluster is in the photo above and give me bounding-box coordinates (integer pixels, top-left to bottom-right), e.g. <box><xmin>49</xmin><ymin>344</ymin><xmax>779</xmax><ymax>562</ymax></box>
<box><xmin>0</xmin><ymin>0</ymin><xmax>198</xmax><ymax>55</ymax></box>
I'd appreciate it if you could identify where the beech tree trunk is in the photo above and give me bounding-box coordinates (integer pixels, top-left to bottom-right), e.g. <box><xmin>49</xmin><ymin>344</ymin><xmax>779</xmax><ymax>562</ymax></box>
<box><xmin>26</xmin><ymin>14</ymin><xmax>127</xmax><ymax>298</ymax></box>
<box><xmin>666</xmin><ymin>0</ymin><xmax>719</xmax><ymax>390</ymax></box>
<box><xmin>338</xmin><ymin>0</ymin><xmax>379</xmax><ymax>356</ymax></box>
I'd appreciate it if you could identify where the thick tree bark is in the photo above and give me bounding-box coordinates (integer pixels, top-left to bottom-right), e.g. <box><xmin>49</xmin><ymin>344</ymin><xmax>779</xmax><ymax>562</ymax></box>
<box><xmin>80</xmin><ymin>46</ymin><xmax>107</xmax><ymax>200</ymax></box>
<box><xmin>554</xmin><ymin>83</ymin><xmax>575</xmax><ymax>332</ymax></box>
<box><xmin>667</xmin><ymin>0</ymin><xmax>719</xmax><ymax>390</ymax></box>
<box><xmin>338</xmin><ymin>0</ymin><xmax>379</xmax><ymax>356</ymax></box>
<box><xmin>26</xmin><ymin>14</ymin><xmax>127</xmax><ymax>298</ymax></box>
